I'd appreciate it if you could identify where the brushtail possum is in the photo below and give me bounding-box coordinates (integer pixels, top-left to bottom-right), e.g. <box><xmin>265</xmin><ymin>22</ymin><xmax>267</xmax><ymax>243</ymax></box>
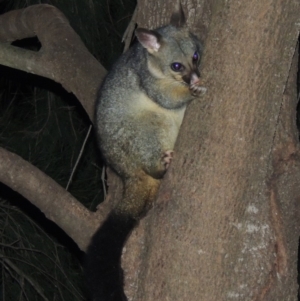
<box><xmin>85</xmin><ymin>7</ymin><xmax>206</xmax><ymax>301</ymax></box>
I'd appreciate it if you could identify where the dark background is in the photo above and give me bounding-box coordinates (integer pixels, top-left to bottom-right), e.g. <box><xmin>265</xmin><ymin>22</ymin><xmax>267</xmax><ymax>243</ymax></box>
<box><xmin>0</xmin><ymin>0</ymin><xmax>135</xmax><ymax>300</ymax></box>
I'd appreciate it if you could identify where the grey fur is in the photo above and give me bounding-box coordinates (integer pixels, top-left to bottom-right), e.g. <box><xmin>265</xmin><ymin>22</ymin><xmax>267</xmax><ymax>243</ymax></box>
<box><xmin>95</xmin><ymin>21</ymin><xmax>206</xmax><ymax>217</ymax></box>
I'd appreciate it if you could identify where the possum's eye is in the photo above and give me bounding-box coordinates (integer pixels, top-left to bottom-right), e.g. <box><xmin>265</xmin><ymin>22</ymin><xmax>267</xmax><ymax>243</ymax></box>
<box><xmin>171</xmin><ymin>62</ymin><xmax>184</xmax><ymax>72</ymax></box>
<box><xmin>193</xmin><ymin>51</ymin><xmax>199</xmax><ymax>62</ymax></box>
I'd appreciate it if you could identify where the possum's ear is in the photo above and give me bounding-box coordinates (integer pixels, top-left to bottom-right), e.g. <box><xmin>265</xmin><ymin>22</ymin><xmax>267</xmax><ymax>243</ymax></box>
<box><xmin>135</xmin><ymin>28</ymin><xmax>162</xmax><ymax>53</ymax></box>
<box><xmin>170</xmin><ymin>2</ymin><xmax>186</xmax><ymax>28</ymax></box>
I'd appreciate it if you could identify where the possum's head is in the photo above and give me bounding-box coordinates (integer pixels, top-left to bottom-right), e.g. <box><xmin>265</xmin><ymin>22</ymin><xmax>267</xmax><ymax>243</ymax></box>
<box><xmin>135</xmin><ymin>10</ymin><xmax>206</xmax><ymax>97</ymax></box>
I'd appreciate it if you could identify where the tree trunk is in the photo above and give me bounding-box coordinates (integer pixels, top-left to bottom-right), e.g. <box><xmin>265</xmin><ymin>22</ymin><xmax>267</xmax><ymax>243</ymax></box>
<box><xmin>0</xmin><ymin>0</ymin><xmax>300</xmax><ymax>299</ymax></box>
<box><xmin>123</xmin><ymin>0</ymin><xmax>300</xmax><ymax>300</ymax></box>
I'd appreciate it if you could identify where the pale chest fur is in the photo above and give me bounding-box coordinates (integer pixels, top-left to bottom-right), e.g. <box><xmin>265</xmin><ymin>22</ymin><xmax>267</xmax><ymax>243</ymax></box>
<box><xmin>129</xmin><ymin>92</ymin><xmax>186</xmax><ymax>149</ymax></box>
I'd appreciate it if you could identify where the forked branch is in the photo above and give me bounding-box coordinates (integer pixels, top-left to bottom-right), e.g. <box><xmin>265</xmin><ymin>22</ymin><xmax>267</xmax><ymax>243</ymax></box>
<box><xmin>0</xmin><ymin>4</ymin><xmax>106</xmax><ymax>119</ymax></box>
<box><xmin>0</xmin><ymin>4</ymin><xmax>111</xmax><ymax>250</ymax></box>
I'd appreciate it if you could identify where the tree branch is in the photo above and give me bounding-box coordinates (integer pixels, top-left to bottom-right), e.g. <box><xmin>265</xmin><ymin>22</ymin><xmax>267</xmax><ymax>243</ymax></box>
<box><xmin>0</xmin><ymin>4</ymin><xmax>113</xmax><ymax>250</ymax></box>
<box><xmin>0</xmin><ymin>147</ymin><xmax>107</xmax><ymax>251</ymax></box>
<box><xmin>0</xmin><ymin>4</ymin><xmax>106</xmax><ymax>120</ymax></box>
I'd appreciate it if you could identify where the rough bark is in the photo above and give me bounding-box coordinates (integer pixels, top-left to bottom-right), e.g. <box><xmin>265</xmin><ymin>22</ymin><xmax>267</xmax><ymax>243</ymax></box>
<box><xmin>266</xmin><ymin>46</ymin><xmax>300</xmax><ymax>300</ymax></box>
<box><xmin>122</xmin><ymin>0</ymin><xmax>300</xmax><ymax>300</ymax></box>
<box><xmin>0</xmin><ymin>1</ymin><xmax>300</xmax><ymax>300</ymax></box>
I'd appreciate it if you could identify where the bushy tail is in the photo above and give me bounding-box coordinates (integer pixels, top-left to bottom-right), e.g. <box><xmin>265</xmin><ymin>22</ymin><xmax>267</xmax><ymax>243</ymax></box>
<box><xmin>85</xmin><ymin>212</ymin><xmax>137</xmax><ymax>301</ymax></box>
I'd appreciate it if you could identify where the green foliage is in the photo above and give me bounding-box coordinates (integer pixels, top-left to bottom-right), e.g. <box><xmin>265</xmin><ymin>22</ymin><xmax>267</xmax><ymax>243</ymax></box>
<box><xmin>0</xmin><ymin>0</ymin><xmax>136</xmax><ymax>300</ymax></box>
<box><xmin>0</xmin><ymin>67</ymin><xmax>102</xmax><ymax>209</ymax></box>
<box><xmin>0</xmin><ymin>199</ymin><xmax>84</xmax><ymax>301</ymax></box>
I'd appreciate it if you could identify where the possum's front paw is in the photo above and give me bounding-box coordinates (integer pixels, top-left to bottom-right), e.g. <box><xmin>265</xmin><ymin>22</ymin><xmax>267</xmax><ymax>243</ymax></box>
<box><xmin>190</xmin><ymin>84</ymin><xmax>207</xmax><ymax>96</ymax></box>
<box><xmin>162</xmin><ymin>150</ymin><xmax>174</xmax><ymax>170</ymax></box>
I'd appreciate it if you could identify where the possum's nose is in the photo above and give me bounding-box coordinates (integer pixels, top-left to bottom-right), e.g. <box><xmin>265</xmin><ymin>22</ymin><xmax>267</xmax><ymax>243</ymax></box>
<box><xmin>182</xmin><ymin>69</ymin><xmax>200</xmax><ymax>85</ymax></box>
<box><xmin>190</xmin><ymin>72</ymin><xmax>200</xmax><ymax>85</ymax></box>
<box><xmin>189</xmin><ymin>72</ymin><xmax>207</xmax><ymax>96</ymax></box>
